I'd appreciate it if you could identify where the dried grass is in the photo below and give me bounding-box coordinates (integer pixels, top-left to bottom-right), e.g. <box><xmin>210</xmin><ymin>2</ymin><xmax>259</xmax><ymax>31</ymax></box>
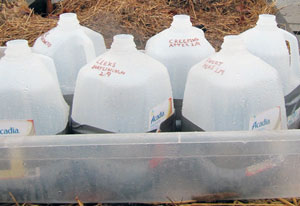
<box><xmin>0</xmin><ymin>0</ymin><xmax>277</xmax><ymax>50</ymax></box>
<box><xmin>5</xmin><ymin>192</ymin><xmax>300</xmax><ymax>206</ymax></box>
<box><xmin>0</xmin><ymin>0</ymin><xmax>57</xmax><ymax>46</ymax></box>
<box><xmin>153</xmin><ymin>197</ymin><xmax>300</xmax><ymax>206</ymax></box>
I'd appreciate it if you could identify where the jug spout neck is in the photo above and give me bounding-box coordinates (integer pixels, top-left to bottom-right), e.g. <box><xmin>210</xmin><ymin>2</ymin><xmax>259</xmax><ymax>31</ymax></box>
<box><xmin>57</xmin><ymin>13</ymin><xmax>80</xmax><ymax>30</ymax></box>
<box><xmin>110</xmin><ymin>34</ymin><xmax>137</xmax><ymax>52</ymax></box>
<box><xmin>4</xmin><ymin>40</ymin><xmax>32</xmax><ymax>59</ymax></box>
<box><xmin>256</xmin><ymin>14</ymin><xmax>278</xmax><ymax>29</ymax></box>
<box><xmin>220</xmin><ymin>35</ymin><xmax>247</xmax><ymax>53</ymax></box>
<box><xmin>170</xmin><ymin>15</ymin><xmax>193</xmax><ymax>30</ymax></box>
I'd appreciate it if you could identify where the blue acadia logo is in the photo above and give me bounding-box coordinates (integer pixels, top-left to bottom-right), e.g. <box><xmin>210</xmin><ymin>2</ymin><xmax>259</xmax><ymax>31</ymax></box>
<box><xmin>252</xmin><ymin>119</ymin><xmax>271</xmax><ymax>130</ymax></box>
<box><xmin>0</xmin><ymin>127</ymin><xmax>20</xmax><ymax>135</ymax></box>
<box><xmin>151</xmin><ymin>111</ymin><xmax>165</xmax><ymax>124</ymax></box>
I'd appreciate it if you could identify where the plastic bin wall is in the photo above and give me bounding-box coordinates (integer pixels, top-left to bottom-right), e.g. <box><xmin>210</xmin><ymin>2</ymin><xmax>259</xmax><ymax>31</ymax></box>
<box><xmin>1</xmin><ymin>130</ymin><xmax>300</xmax><ymax>203</ymax></box>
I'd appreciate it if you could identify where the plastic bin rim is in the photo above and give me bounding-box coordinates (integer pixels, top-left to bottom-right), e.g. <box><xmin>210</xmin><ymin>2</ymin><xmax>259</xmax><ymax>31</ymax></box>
<box><xmin>0</xmin><ymin>130</ymin><xmax>299</xmax><ymax>148</ymax></box>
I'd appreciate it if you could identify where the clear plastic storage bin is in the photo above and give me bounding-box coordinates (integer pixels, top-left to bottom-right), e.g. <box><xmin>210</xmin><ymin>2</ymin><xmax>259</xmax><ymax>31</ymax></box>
<box><xmin>1</xmin><ymin>130</ymin><xmax>300</xmax><ymax>203</ymax></box>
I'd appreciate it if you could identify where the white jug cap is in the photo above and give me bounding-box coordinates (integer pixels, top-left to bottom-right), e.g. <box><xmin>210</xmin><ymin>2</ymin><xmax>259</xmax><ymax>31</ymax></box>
<box><xmin>4</xmin><ymin>39</ymin><xmax>31</xmax><ymax>58</ymax></box>
<box><xmin>171</xmin><ymin>15</ymin><xmax>192</xmax><ymax>28</ymax></box>
<box><xmin>221</xmin><ymin>35</ymin><xmax>246</xmax><ymax>51</ymax></box>
<box><xmin>58</xmin><ymin>13</ymin><xmax>80</xmax><ymax>29</ymax></box>
<box><xmin>256</xmin><ymin>14</ymin><xmax>277</xmax><ymax>27</ymax></box>
<box><xmin>110</xmin><ymin>34</ymin><xmax>137</xmax><ymax>51</ymax></box>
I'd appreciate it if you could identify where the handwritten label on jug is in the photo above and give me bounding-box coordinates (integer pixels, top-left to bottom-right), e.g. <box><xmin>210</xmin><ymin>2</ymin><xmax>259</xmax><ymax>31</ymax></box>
<box><xmin>202</xmin><ymin>58</ymin><xmax>225</xmax><ymax>75</ymax></box>
<box><xmin>169</xmin><ymin>38</ymin><xmax>201</xmax><ymax>47</ymax></box>
<box><xmin>91</xmin><ymin>58</ymin><xmax>126</xmax><ymax>77</ymax></box>
<box><xmin>0</xmin><ymin>120</ymin><xmax>35</xmax><ymax>136</ymax></box>
<box><xmin>41</xmin><ymin>32</ymin><xmax>52</xmax><ymax>48</ymax></box>
<box><xmin>249</xmin><ymin>106</ymin><xmax>282</xmax><ymax>131</ymax></box>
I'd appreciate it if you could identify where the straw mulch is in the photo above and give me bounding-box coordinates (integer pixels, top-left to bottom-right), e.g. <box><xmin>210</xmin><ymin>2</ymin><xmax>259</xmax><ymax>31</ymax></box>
<box><xmin>5</xmin><ymin>193</ymin><xmax>300</xmax><ymax>206</ymax></box>
<box><xmin>3</xmin><ymin>197</ymin><xmax>300</xmax><ymax>206</ymax></box>
<box><xmin>156</xmin><ymin>197</ymin><xmax>300</xmax><ymax>206</ymax></box>
<box><xmin>0</xmin><ymin>0</ymin><xmax>277</xmax><ymax>50</ymax></box>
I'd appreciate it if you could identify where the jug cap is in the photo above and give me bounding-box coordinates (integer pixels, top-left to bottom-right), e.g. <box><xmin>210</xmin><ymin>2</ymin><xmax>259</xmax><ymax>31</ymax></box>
<box><xmin>4</xmin><ymin>39</ymin><xmax>31</xmax><ymax>58</ymax></box>
<box><xmin>171</xmin><ymin>15</ymin><xmax>192</xmax><ymax>28</ymax></box>
<box><xmin>221</xmin><ymin>35</ymin><xmax>247</xmax><ymax>52</ymax></box>
<box><xmin>57</xmin><ymin>13</ymin><xmax>80</xmax><ymax>29</ymax></box>
<box><xmin>110</xmin><ymin>34</ymin><xmax>137</xmax><ymax>52</ymax></box>
<box><xmin>256</xmin><ymin>14</ymin><xmax>277</xmax><ymax>27</ymax></box>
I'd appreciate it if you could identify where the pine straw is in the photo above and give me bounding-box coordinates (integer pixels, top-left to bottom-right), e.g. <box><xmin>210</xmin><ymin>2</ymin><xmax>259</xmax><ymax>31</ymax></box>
<box><xmin>0</xmin><ymin>0</ymin><xmax>277</xmax><ymax>50</ymax></box>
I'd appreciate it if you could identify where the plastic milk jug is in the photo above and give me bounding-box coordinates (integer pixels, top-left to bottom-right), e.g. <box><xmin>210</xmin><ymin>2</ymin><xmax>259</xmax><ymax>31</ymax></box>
<box><xmin>33</xmin><ymin>13</ymin><xmax>106</xmax><ymax>97</ymax></box>
<box><xmin>241</xmin><ymin>14</ymin><xmax>300</xmax><ymax>95</ymax></box>
<box><xmin>145</xmin><ymin>15</ymin><xmax>215</xmax><ymax>117</ymax></box>
<box><xmin>182</xmin><ymin>35</ymin><xmax>287</xmax><ymax>132</ymax></box>
<box><xmin>0</xmin><ymin>40</ymin><xmax>69</xmax><ymax>135</ymax></box>
<box><xmin>71</xmin><ymin>34</ymin><xmax>174</xmax><ymax>133</ymax></box>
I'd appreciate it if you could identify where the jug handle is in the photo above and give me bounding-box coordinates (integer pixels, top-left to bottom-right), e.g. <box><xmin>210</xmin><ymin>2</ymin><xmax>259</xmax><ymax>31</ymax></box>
<box><xmin>280</xmin><ymin>29</ymin><xmax>300</xmax><ymax>79</ymax></box>
<box><xmin>75</xmin><ymin>30</ymin><xmax>96</xmax><ymax>62</ymax></box>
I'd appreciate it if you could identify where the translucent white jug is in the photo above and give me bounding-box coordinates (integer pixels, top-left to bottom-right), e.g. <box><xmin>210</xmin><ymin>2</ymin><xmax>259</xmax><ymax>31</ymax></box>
<box><xmin>145</xmin><ymin>15</ymin><xmax>215</xmax><ymax>110</ymax></box>
<box><xmin>33</xmin><ymin>13</ymin><xmax>106</xmax><ymax>96</ymax></box>
<box><xmin>0</xmin><ymin>40</ymin><xmax>69</xmax><ymax>135</ymax></box>
<box><xmin>72</xmin><ymin>34</ymin><xmax>174</xmax><ymax>133</ymax></box>
<box><xmin>240</xmin><ymin>14</ymin><xmax>300</xmax><ymax>95</ymax></box>
<box><xmin>182</xmin><ymin>35</ymin><xmax>287</xmax><ymax>132</ymax></box>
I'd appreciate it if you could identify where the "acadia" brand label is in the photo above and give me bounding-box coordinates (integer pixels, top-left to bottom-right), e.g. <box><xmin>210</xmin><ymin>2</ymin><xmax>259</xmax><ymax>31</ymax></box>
<box><xmin>149</xmin><ymin>98</ymin><xmax>173</xmax><ymax>131</ymax></box>
<box><xmin>0</xmin><ymin>120</ymin><xmax>35</xmax><ymax>136</ymax></box>
<box><xmin>251</xmin><ymin>119</ymin><xmax>271</xmax><ymax>130</ymax></box>
<box><xmin>0</xmin><ymin>127</ymin><xmax>20</xmax><ymax>135</ymax></box>
<box><xmin>249</xmin><ymin>107</ymin><xmax>281</xmax><ymax>131</ymax></box>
